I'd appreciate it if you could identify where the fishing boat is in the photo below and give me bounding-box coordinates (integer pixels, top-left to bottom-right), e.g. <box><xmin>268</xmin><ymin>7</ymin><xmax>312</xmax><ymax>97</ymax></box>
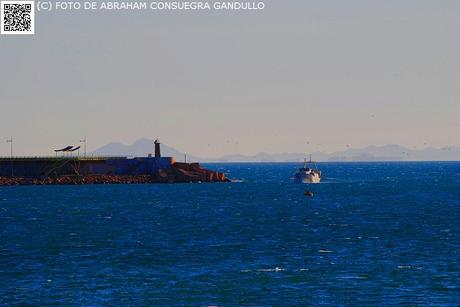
<box><xmin>294</xmin><ymin>155</ymin><xmax>321</xmax><ymax>183</ymax></box>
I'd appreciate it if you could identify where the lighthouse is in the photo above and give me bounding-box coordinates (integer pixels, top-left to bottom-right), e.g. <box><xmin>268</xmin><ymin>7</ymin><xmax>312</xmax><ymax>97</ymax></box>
<box><xmin>154</xmin><ymin>139</ymin><xmax>161</xmax><ymax>158</ymax></box>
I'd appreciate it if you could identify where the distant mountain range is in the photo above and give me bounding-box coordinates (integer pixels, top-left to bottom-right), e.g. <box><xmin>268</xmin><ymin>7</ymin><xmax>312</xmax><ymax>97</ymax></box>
<box><xmin>92</xmin><ymin>139</ymin><xmax>460</xmax><ymax>162</ymax></box>
<box><xmin>217</xmin><ymin>145</ymin><xmax>460</xmax><ymax>162</ymax></box>
<box><xmin>91</xmin><ymin>138</ymin><xmax>200</xmax><ymax>162</ymax></box>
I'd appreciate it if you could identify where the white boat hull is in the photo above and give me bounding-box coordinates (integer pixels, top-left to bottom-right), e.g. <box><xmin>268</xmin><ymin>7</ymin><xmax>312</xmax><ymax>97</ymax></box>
<box><xmin>294</xmin><ymin>157</ymin><xmax>322</xmax><ymax>183</ymax></box>
<box><xmin>301</xmin><ymin>173</ymin><xmax>321</xmax><ymax>183</ymax></box>
<box><xmin>295</xmin><ymin>171</ymin><xmax>321</xmax><ymax>183</ymax></box>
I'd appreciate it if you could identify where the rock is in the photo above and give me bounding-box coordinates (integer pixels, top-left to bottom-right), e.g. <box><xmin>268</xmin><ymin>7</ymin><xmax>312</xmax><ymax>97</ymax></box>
<box><xmin>0</xmin><ymin>162</ymin><xmax>230</xmax><ymax>186</ymax></box>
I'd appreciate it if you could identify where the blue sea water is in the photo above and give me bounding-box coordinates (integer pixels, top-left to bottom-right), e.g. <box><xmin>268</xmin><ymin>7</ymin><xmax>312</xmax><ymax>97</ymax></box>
<box><xmin>0</xmin><ymin>162</ymin><xmax>459</xmax><ymax>305</ymax></box>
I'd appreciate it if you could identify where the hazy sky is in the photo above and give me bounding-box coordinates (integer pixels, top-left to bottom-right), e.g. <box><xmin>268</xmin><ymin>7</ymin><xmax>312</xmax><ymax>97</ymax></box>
<box><xmin>1</xmin><ymin>0</ymin><xmax>459</xmax><ymax>158</ymax></box>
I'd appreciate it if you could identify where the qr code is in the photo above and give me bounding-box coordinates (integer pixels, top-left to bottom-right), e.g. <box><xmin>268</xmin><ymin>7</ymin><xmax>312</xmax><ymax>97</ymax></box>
<box><xmin>1</xmin><ymin>1</ymin><xmax>34</xmax><ymax>34</ymax></box>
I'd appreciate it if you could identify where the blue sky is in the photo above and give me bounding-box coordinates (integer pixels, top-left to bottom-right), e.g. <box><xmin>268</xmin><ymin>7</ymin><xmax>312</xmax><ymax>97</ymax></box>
<box><xmin>1</xmin><ymin>0</ymin><xmax>459</xmax><ymax>157</ymax></box>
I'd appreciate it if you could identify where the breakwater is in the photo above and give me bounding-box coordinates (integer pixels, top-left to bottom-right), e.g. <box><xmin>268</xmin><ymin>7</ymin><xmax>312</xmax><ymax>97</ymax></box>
<box><xmin>0</xmin><ymin>157</ymin><xmax>229</xmax><ymax>185</ymax></box>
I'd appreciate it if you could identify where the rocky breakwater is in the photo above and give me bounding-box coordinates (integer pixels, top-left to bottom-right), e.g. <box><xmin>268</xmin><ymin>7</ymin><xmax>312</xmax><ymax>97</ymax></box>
<box><xmin>0</xmin><ymin>162</ymin><xmax>230</xmax><ymax>186</ymax></box>
<box><xmin>161</xmin><ymin>162</ymin><xmax>230</xmax><ymax>183</ymax></box>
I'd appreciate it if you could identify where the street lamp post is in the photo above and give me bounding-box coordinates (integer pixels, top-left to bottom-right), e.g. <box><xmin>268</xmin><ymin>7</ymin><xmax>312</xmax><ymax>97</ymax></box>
<box><xmin>6</xmin><ymin>137</ymin><xmax>13</xmax><ymax>177</ymax></box>
<box><xmin>80</xmin><ymin>137</ymin><xmax>87</xmax><ymax>158</ymax></box>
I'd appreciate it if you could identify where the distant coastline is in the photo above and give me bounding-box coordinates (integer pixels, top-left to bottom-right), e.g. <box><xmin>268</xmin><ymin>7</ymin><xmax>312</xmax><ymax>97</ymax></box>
<box><xmin>89</xmin><ymin>139</ymin><xmax>460</xmax><ymax>163</ymax></box>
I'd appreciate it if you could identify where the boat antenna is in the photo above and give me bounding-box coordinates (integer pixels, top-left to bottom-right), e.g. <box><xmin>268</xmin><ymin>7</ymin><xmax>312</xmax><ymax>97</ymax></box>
<box><xmin>309</xmin><ymin>153</ymin><xmax>319</xmax><ymax>171</ymax></box>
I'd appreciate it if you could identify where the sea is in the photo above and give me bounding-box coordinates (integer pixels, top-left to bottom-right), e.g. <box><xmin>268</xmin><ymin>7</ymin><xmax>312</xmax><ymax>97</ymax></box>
<box><xmin>1</xmin><ymin>162</ymin><xmax>459</xmax><ymax>305</ymax></box>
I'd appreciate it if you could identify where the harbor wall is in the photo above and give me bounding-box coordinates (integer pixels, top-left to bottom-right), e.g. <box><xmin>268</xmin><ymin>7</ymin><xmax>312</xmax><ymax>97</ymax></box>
<box><xmin>0</xmin><ymin>157</ymin><xmax>175</xmax><ymax>178</ymax></box>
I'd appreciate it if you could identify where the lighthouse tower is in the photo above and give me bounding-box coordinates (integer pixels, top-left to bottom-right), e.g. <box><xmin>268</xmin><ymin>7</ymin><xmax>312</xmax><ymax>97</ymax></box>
<box><xmin>154</xmin><ymin>139</ymin><xmax>161</xmax><ymax>158</ymax></box>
